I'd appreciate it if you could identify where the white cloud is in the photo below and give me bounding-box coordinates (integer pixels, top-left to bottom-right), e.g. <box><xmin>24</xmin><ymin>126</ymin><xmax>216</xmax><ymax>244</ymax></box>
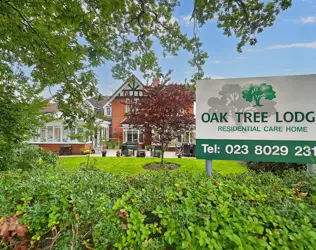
<box><xmin>244</xmin><ymin>41</ymin><xmax>316</xmax><ymax>53</ymax></box>
<box><xmin>301</xmin><ymin>16</ymin><xmax>316</xmax><ymax>23</ymax></box>
<box><xmin>212</xmin><ymin>76</ymin><xmax>225</xmax><ymax>79</ymax></box>
<box><xmin>182</xmin><ymin>15</ymin><xmax>193</xmax><ymax>26</ymax></box>
<box><xmin>212</xmin><ymin>60</ymin><xmax>221</xmax><ymax>64</ymax></box>
<box><xmin>267</xmin><ymin>41</ymin><xmax>316</xmax><ymax>50</ymax></box>
<box><xmin>212</xmin><ymin>57</ymin><xmax>247</xmax><ymax>64</ymax></box>
<box><xmin>243</xmin><ymin>48</ymin><xmax>264</xmax><ymax>53</ymax></box>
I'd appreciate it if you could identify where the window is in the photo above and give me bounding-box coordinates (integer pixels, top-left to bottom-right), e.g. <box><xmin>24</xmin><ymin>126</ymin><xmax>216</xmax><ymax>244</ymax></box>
<box><xmin>63</xmin><ymin>128</ymin><xmax>69</xmax><ymax>142</ymax></box>
<box><xmin>106</xmin><ymin>106</ymin><xmax>111</xmax><ymax>116</ymax></box>
<box><xmin>125</xmin><ymin>128</ymin><xmax>143</xmax><ymax>143</ymax></box>
<box><xmin>54</xmin><ymin>127</ymin><xmax>61</xmax><ymax>142</ymax></box>
<box><xmin>40</xmin><ymin>128</ymin><xmax>46</xmax><ymax>142</ymax></box>
<box><xmin>139</xmin><ymin>131</ymin><xmax>144</xmax><ymax>143</ymax></box>
<box><xmin>126</xmin><ymin>98</ymin><xmax>130</xmax><ymax>113</ymax></box>
<box><xmin>47</xmin><ymin>126</ymin><xmax>53</xmax><ymax>142</ymax></box>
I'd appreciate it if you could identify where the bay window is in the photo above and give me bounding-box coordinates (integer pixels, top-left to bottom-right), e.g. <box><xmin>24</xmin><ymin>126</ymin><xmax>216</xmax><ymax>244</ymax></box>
<box><xmin>47</xmin><ymin>126</ymin><xmax>53</xmax><ymax>142</ymax></box>
<box><xmin>54</xmin><ymin>127</ymin><xmax>61</xmax><ymax>142</ymax></box>
<box><xmin>63</xmin><ymin>128</ymin><xmax>69</xmax><ymax>142</ymax></box>
<box><xmin>123</xmin><ymin>127</ymin><xmax>143</xmax><ymax>143</ymax></box>
<box><xmin>40</xmin><ymin>128</ymin><xmax>46</xmax><ymax>142</ymax></box>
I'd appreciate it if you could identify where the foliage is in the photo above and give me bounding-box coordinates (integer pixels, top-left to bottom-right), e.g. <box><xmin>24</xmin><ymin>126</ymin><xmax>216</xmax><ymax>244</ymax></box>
<box><xmin>0</xmin><ymin>144</ymin><xmax>57</xmax><ymax>172</ymax></box>
<box><xmin>0</xmin><ymin>80</ymin><xmax>49</xmax><ymax>169</ymax></box>
<box><xmin>1</xmin><ymin>168</ymin><xmax>315</xmax><ymax>249</ymax></box>
<box><xmin>127</xmin><ymin>83</ymin><xmax>195</xmax><ymax>164</ymax></box>
<box><xmin>1</xmin><ymin>0</ymin><xmax>292</xmax><ymax>113</ymax></box>
<box><xmin>106</xmin><ymin>141</ymin><xmax>121</xmax><ymax>149</ymax></box>
<box><xmin>247</xmin><ymin>161</ymin><xmax>307</xmax><ymax>174</ymax></box>
<box><xmin>242</xmin><ymin>83</ymin><xmax>276</xmax><ymax>107</ymax></box>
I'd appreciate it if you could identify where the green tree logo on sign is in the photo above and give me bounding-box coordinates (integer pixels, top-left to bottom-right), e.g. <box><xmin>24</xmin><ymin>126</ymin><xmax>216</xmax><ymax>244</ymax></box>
<box><xmin>242</xmin><ymin>83</ymin><xmax>276</xmax><ymax>107</ymax></box>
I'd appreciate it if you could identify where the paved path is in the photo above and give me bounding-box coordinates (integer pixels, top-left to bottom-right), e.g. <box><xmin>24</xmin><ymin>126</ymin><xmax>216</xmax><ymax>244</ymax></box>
<box><xmin>60</xmin><ymin>149</ymin><xmax>193</xmax><ymax>159</ymax></box>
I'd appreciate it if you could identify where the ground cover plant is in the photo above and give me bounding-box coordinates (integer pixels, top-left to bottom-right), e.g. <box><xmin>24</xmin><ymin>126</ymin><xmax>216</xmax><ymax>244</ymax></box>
<box><xmin>58</xmin><ymin>157</ymin><xmax>246</xmax><ymax>175</ymax></box>
<box><xmin>1</xmin><ymin>167</ymin><xmax>316</xmax><ymax>249</ymax></box>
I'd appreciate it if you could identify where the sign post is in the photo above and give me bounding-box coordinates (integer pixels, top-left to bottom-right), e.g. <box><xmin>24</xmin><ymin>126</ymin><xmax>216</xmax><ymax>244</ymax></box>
<box><xmin>206</xmin><ymin>160</ymin><xmax>213</xmax><ymax>176</ymax></box>
<box><xmin>196</xmin><ymin>75</ymin><xmax>316</xmax><ymax>171</ymax></box>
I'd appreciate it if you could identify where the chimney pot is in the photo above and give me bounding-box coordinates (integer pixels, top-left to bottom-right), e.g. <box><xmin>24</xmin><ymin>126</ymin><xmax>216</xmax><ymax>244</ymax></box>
<box><xmin>152</xmin><ymin>77</ymin><xmax>160</xmax><ymax>87</ymax></box>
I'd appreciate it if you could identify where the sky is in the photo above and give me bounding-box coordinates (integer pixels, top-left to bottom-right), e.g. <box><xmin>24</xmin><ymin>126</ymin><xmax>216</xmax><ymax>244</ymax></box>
<box><xmin>69</xmin><ymin>0</ymin><xmax>316</xmax><ymax>96</ymax></box>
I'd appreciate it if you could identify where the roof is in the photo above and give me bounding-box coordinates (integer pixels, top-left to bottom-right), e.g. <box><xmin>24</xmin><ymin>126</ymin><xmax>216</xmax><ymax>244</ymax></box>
<box><xmin>42</xmin><ymin>103</ymin><xmax>59</xmax><ymax>113</ymax></box>
<box><xmin>103</xmin><ymin>75</ymin><xmax>145</xmax><ymax>108</ymax></box>
<box><xmin>87</xmin><ymin>95</ymin><xmax>111</xmax><ymax>109</ymax></box>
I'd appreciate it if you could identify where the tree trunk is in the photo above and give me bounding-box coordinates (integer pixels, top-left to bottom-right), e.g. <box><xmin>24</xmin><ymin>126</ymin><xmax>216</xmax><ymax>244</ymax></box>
<box><xmin>254</xmin><ymin>98</ymin><xmax>262</xmax><ymax>107</ymax></box>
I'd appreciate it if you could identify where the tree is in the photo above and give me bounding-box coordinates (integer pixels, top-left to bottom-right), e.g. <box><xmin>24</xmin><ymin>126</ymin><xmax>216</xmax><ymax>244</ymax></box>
<box><xmin>1</xmin><ymin>0</ymin><xmax>292</xmax><ymax>112</ymax></box>
<box><xmin>208</xmin><ymin>83</ymin><xmax>276</xmax><ymax>126</ymax></box>
<box><xmin>242</xmin><ymin>83</ymin><xmax>276</xmax><ymax>107</ymax></box>
<box><xmin>0</xmin><ymin>75</ymin><xmax>49</xmax><ymax>170</ymax></box>
<box><xmin>0</xmin><ymin>0</ymin><xmax>290</xmax><ymax>164</ymax></box>
<box><xmin>127</xmin><ymin>83</ymin><xmax>195</xmax><ymax>165</ymax></box>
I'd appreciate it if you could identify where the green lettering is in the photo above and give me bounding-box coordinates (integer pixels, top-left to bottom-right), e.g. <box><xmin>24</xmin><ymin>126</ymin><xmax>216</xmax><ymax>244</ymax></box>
<box><xmin>253</xmin><ymin>112</ymin><xmax>260</xmax><ymax>122</ymax></box>
<box><xmin>261</xmin><ymin>112</ymin><xmax>268</xmax><ymax>122</ymax></box>
<box><xmin>220</xmin><ymin>112</ymin><xmax>228</xmax><ymax>122</ymax></box>
<box><xmin>201</xmin><ymin>113</ymin><xmax>210</xmax><ymax>123</ymax></box>
<box><xmin>235</xmin><ymin>112</ymin><xmax>243</xmax><ymax>123</ymax></box>
<box><xmin>284</xmin><ymin>112</ymin><xmax>294</xmax><ymax>122</ymax></box>
<box><xmin>306</xmin><ymin>112</ymin><xmax>315</xmax><ymax>122</ymax></box>
<box><xmin>276</xmin><ymin>112</ymin><xmax>282</xmax><ymax>123</ymax></box>
<box><xmin>210</xmin><ymin>113</ymin><xmax>219</xmax><ymax>122</ymax></box>
<box><xmin>244</xmin><ymin>112</ymin><xmax>252</xmax><ymax>123</ymax></box>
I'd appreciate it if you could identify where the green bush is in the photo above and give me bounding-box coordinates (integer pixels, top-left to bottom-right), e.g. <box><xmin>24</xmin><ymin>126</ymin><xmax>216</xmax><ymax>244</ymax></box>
<box><xmin>1</xmin><ymin>169</ymin><xmax>316</xmax><ymax>249</ymax></box>
<box><xmin>0</xmin><ymin>144</ymin><xmax>57</xmax><ymax>171</ymax></box>
<box><xmin>247</xmin><ymin>161</ymin><xmax>307</xmax><ymax>174</ymax></box>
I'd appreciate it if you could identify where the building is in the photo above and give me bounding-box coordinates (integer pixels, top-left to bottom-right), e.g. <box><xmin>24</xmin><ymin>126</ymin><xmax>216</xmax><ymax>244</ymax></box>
<box><xmin>102</xmin><ymin>75</ymin><xmax>196</xmax><ymax>147</ymax></box>
<box><xmin>29</xmin><ymin>75</ymin><xmax>196</xmax><ymax>154</ymax></box>
<box><xmin>28</xmin><ymin>102</ymin><xmax>111</xmax><ymax>154</ymax></box>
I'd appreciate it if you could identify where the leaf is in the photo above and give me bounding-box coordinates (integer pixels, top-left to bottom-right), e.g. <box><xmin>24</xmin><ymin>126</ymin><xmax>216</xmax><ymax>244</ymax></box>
<box><xmin>181</xmin><ymin>241</ymin><xmax>189</xmax><ymax>249</ymax></box>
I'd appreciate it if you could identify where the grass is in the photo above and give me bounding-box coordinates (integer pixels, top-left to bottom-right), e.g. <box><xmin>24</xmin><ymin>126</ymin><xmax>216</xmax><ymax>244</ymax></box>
<box><xmin>58</xmin><ymin>156</ymin><xmax>247</xmax><ymax>175</ymax></box>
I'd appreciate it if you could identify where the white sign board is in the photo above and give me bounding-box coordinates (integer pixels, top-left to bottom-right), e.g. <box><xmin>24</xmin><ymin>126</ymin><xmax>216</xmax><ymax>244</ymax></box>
<box><xmin>196</xmin><ymin>74</ymin><xmax>316</xmax><ymax>163</ymax></box>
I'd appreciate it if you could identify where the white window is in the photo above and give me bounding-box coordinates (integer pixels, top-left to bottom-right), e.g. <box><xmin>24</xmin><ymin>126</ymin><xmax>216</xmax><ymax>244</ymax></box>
<box><xmin>47</xmin><ymin>126</ymin><xmax>54</xmax><ymax>142</ymax></box>
<box><xmin>124</xmin><ymin>128</ymin><xmax>143</xmax><ymax>143</ymax></box>
<box><xmin>40</xmin><ymin>128</ymin><xmax>46</xmax><ymax>142</ymax></box>
<box><xmin>54</xmin><ymin>127</ymin><xmax>61</xmax><ymax>142</ymax></box>
<box><xmin>106</xmin><ymin>106</ymin><xmax>111</xmax><ymax>116</ymax></box>
<box><xmin>126</xmin><ymin>98</ymin><xmax>130</xmax><ymax>113</ymax></box>
<box><xmin>63</xmin><ymin>128</ymin><xmax>69</xmax><ymax>142</ymax></box>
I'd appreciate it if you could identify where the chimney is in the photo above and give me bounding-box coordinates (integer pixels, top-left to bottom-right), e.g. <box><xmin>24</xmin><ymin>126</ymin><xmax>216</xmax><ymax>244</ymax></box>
<box><xmin>152</xmin><ymin>77</ymin><xmax>160</xmax><ymax>87</ymax></box>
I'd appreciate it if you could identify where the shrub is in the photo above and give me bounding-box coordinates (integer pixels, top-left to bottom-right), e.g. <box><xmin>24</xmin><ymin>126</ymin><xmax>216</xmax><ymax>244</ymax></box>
<box><xmin>0</xmin><ymin>169</ymin><xmax>316</xmax><ymax>249</ymax></box>
<box><xmin>0</xmin><ymin>144</ymin><xmax>57</xmax><ymax>171</ymax></box>
<box><xmin>247</xmin><ymin>161</ymin><xmax>307</xmax><ymax>174</ymax></box>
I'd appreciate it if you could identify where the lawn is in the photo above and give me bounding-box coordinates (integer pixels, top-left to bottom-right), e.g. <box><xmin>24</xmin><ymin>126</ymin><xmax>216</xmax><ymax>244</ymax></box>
<box><xmin>58</xmin><ymin>156</ymin><xmax>247</xmax><ymax>175</ymax></box>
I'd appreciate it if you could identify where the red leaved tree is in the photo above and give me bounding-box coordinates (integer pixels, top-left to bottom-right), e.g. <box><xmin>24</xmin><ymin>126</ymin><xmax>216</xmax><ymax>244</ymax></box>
<box><xmin>127</xmin><ymin>83</ymin><xmax>195</xmax><ymax>165</ymax></box>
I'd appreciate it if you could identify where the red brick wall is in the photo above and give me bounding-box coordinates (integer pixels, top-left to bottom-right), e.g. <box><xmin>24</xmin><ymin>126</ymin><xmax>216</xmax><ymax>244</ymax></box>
<box><xmin>111</xmin><ymin>97</ymin><xmax>127</xmax><ymax>143</ymax></box>
<box><xmin>35</xmin><ymin>143</ymin><xmax>92</xmax><ymax>155</ymax></box>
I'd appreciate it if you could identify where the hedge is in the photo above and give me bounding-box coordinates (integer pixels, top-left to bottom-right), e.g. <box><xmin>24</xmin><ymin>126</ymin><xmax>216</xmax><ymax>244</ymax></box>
<box><xmin>1</xmin><ymin>168</ymin><xmax>316</xmax><ymax>249</ymax></box>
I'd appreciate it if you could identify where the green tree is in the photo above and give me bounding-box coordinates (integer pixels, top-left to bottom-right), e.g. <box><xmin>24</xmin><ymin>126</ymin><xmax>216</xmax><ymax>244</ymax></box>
<box><xmin>242</xmin><ymin>83</ymin><xmax>276</xmax><ymax>107</ymax></box>
<box><xmin>0</xmin><ymin>74</ymin><xmax>49</xmax><ymax>170</ymax></box>
<box><xmin>1</xmin><ymin>0</ymin><xmax>292</xmax><ymax>115</ymax></box>
<box><xmin>0</xmin><ymin>0</ymin><xmax>291</xmax><ymax>166</ymax></box>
